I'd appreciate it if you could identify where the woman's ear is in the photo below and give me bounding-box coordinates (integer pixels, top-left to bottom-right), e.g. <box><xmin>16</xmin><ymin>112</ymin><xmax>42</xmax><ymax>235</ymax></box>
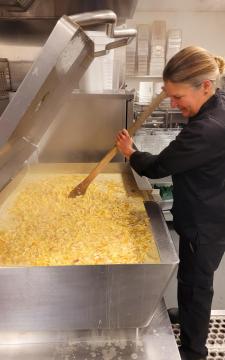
<box><xmin>202</xmin><ymin>79</ymin><xmax>212</xmax><ymax>94</ymax></box>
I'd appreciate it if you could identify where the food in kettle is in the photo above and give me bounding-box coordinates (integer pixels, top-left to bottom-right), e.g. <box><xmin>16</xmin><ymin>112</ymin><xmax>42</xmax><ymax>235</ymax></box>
<box><xmin>0</xmin><ymin>173</ymin><xmax>159</xmax><ymax>266</ymax></box>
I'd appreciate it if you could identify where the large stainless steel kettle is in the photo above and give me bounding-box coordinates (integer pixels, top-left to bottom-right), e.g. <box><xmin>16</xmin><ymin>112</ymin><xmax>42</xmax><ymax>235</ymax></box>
<box><xmin>0</xmin><ymin>10</ymin><xmax>136</xmax><ymax>191</ymax></box>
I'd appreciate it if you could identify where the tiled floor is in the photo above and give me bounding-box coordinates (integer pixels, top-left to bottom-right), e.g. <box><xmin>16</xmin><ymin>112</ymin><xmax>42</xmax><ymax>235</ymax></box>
<box><xmin>164</xmin><ymin>222</ymin><xmax>225</xmax><ymax>310</ymax></box>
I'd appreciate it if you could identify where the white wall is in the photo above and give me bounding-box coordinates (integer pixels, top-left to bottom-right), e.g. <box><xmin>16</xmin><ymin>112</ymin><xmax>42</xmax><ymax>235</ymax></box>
<box><xmin>132</xmin><ymin>11</ymin><xmax>225</xmax><ymax>57</ymax></box>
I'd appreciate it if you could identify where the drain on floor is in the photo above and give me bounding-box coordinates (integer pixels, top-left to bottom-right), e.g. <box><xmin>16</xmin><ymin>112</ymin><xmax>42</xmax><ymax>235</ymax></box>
<box><xmin>172</xmin><ymin>314</ymin><xmax>225</xmax><ymax>360</ymax></box>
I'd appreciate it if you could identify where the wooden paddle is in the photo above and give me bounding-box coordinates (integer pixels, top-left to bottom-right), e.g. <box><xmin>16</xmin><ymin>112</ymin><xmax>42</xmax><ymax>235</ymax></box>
<box><xmin>69</xmin><ymin>90</ymin><xmax>166</xmax><ymax>197</ymax></box>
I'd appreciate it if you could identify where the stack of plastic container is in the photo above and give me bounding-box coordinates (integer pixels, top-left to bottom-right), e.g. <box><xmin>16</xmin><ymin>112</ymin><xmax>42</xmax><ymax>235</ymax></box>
<box><xmin>126</xmin><ymin>21</ymin><xmax>137</xmax><ymax>75</ymax></box>
<box><xmin>79</xmin><ymin>31</ymin><xmax>120</xmax><ymax>91</ymax></box>
<box><xmin>137</xmin><ymin>24</ymin><xmax>149</xmax><ymax>75</ymax></box>
<box><xmin>166</xmin><ymin>29</ymin><xmax>182</xmax><ymax>63</ymax></box>
<box><xmin>137</xmin><ymin>81</ymin><xmax>153</xmax><ymax>104</ymax></box>
<box><xmin>149</xmin><ymin>21</ymin><xmax>166</xmax><ymax>76</ymax></box>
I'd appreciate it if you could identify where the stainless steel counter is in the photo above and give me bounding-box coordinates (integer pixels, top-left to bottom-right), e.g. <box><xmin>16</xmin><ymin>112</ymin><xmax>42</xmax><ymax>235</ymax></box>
<box><xmin>0</xmin><ymin>300</ymin><xmax>180</xmax><ymax>360</ymax></box>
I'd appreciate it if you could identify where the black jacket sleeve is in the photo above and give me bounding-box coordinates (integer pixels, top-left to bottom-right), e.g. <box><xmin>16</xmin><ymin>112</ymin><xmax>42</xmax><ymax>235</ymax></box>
<box><xmin>130</xmin><ymin>115</ymin><xmax>223</xmax><ymax>179</ymax></box>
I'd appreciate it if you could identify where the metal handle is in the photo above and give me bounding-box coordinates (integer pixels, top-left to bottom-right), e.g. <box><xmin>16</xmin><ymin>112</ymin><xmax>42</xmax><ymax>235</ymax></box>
<box><xmin>70</xmin><ymin>9</ymin><xmax>117</xmax><ymax>26</ymax></box>
<box><xmin>70</xmin><ymin>10</ymin><xmax>136</xmax><ymax>56</ymax></box>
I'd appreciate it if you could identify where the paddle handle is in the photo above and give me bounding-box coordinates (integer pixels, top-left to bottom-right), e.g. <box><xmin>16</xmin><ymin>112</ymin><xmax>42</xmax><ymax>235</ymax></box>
<box><xmin>69</xmin><ymin>146</ymin><xmax>118</xmax><ymax>196</ymax></box>
<box><xmin>86</xmin><ymin>91</ymin><xmax>166</xmax><ymax>179</ymax></box>
<box><xmin>80</xmin><ymin>145</ymin><xmax>117</xmax><ymax>189</ymax></box>
<box><xmin>127</xmin><ymin>91</ymin><xmax>166</xmax><ymax>136</ymax></box>
<box><xmin>70</xmin><ymin>91</ymin><xmax>166</xmax><ymax>196</ymax></box>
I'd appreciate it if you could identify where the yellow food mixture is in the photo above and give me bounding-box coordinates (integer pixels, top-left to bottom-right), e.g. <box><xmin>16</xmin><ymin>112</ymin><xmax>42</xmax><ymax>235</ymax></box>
<box><xmin>0</xmin><ymin>173</ymin><xmax>160</xmax><ymax>266</ymax></box>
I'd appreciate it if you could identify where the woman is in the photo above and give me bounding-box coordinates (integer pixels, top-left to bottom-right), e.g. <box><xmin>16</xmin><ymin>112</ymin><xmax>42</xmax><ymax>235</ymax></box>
<box><xmin>116</xmin><ymin>46</ymin><xmax>225</xmax><ymax>360</ymax></box>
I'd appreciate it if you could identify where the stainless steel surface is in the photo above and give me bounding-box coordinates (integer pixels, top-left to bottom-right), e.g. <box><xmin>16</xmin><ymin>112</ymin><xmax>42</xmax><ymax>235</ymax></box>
<box><xmin>0</xmin><ymin>15</ymin><xmax>95</xmax><ymax>190</ymax></box>
<box><xmin>0</xmin><ymin>94</ymin><xmax>9</xmax><ymax>114</ymax></box>
<box><xmin>0</xmin><ymin>20</ymin><xmax>57</xmax><ymax>91</ymax></box>
<box><xmin>0</xmin><ymin>0</ymin><xmax>34</xmax><ymax>11</ymax></box>
<box><xmin>173</xmin><ymin>311</ymin><xmax>225</xmax><ymax>360</ymax></box>
<box><xmin>131</xmin><ymin>168</ymin><xmax>153</xmax><ymax>191</ymax></box>
<box><xmin>0</xmin><ymin>162</ymin><xmax>178</xmax><ymax>331</ymax></box>
<box><xmin>70</xmin><ymin>9</ymin><xmax>117</xmax><ymax>26</ymax></box>
<box><xmin>0</xmin><ymin>300</ymin><xmax>180</xmax><ymax>360</ymax></box>
<box><xmin>0</xmin><ymin>16</ymin><xmax>94</xmax><ymax>145</ymax></box>
<box><xmin>0</xmin><ymin>0</ymin><xmax>138</xmax><ymax>20</ymax></box>
<box><xmin>35</xmin><ymin>91</ymin><xmax>133</xmax><ymax>163</ymax></box>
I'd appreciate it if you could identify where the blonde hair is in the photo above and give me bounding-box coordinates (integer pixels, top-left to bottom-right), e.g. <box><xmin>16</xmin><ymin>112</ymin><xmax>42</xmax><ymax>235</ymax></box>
<box><xmin>163</xmin><ymin>46</ymin><xmax>225</xmax><ymax>88</ymax></box>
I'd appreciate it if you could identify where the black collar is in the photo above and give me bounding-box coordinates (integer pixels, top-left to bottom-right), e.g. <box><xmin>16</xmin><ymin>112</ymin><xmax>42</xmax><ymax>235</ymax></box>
<box><xmin>189</xmin><ymin>88</ymin><xmax>220</xmax><ymax>122</ymax></box>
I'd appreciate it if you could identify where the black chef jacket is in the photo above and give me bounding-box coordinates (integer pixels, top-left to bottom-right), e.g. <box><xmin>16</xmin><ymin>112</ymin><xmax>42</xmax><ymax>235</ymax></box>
<box><xmin>130</xmin><ymin>89</ymin><xmax>225</xmax><ymax>244</ymax></box>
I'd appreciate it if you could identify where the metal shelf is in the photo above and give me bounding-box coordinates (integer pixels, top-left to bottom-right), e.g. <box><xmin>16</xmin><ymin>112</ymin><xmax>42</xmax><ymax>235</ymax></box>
<box><xmin>134</xmin><ymin>102</ymin><xmax>181</xmax><ymax>113</ymax></box>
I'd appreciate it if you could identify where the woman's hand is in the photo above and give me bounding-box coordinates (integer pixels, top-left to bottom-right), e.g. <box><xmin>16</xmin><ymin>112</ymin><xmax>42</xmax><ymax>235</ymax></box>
<box><xmin>116</xmin><ymin>129</ymin><xmax>135</xmax><ymax>159</ymax></box>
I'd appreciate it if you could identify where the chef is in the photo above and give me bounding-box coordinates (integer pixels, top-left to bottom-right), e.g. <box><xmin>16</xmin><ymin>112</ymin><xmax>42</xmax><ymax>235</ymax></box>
<box><xmin>116</xmin><ymin>46</ymin><xmax>225</xmax><ymax>360</ymax></box>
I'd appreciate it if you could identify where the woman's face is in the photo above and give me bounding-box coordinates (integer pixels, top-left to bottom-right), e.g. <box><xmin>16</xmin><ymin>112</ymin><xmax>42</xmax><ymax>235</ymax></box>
<box><xmin>163</xmin><ymin>80</ymin><xmax>213</xmax><ymax>117</ymax></box>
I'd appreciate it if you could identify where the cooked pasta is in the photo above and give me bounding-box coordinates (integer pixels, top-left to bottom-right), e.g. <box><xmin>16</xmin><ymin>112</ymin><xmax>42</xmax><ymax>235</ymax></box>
<box><xmin>0</xmin><ymin>173</ymin><xmax>159</xmax><ymax>266</ymax></box>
